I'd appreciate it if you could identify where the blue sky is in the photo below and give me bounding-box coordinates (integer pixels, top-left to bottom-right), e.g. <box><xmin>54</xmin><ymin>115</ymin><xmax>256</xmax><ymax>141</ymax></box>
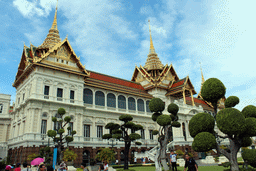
<box><xmin>1</xmin><ymin>0</ymin><xmax>256</xmax><ymax>111</ymax></box>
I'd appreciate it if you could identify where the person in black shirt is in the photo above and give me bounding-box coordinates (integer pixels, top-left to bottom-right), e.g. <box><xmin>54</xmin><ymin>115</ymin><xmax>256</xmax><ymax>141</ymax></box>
<box><xmin>184</xmin><ymin>154</ymin><xmax>198</xmax><ymax>171</ymax></box>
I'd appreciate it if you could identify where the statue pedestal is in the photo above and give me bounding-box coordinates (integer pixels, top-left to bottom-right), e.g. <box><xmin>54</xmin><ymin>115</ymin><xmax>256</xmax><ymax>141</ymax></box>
<box><xmin>218</xmin><ymin>156</ymin><xmax>229</xmax><ymax>164</ymax></box>
<box><xmin>67</xmin><ymin>166</ymin><xmax>76</xmax><ymax>171</ymax></box>
<box><xmin>201</xmin><ymin>156</ymin><xmax>215</xmax><ymax>164</ymax></box>
<box><xmin>177</xmin><ymin>159</ymin><xmax>185</xmax><ymax>167</ymax></box>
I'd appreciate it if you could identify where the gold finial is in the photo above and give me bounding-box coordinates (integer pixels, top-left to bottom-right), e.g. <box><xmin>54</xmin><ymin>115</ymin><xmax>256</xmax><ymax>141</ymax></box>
<box><xmin>38</xmin><ymin>0</ymin><xmax>61</xmax><ymax>49</ymax></box>
<box><xmin>51</xmin><ymin>0</ymin><xmax>58</xmax><ymax>30</ymax></box>
<box><xmin>148</xmin><ymin>19</ymin><xmax>156</xmax><ymax>54</ymax></box>
<box><xmin>199</xmin><ymin>62</ymin><xmax>205</xmax><ymax>83</ymax></box>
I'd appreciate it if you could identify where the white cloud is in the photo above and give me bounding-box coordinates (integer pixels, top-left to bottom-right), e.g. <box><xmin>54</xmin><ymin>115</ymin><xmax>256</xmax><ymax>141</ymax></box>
<box><xmin>13</xmin><ymin>0</ymin><xmax>55</xmax><ymax>18</ymax></box>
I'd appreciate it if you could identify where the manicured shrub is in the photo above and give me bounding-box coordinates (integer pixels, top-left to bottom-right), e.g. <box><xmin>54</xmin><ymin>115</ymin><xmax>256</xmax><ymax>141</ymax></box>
<box><xmin>156</xmin><ymin>115</ymin><xmax>172</xmax><ymax>126</ymax></box>
<box><xmin>189</xmin><ymin>113</ymin><xmax>215</xmax><ymax>137</ymax></box>
<box><xmin>149</xmin><ymin>98</ymin><xmax>165</xmax><ymax>112</ymax></box>
<box><xmin>192</xmin><ymin>132</ymin><xmax>217</xmax><ymax>152</ymax></box>
<box><xmin>201</xmin><ymin>78</ymin><xmax>226</xmax><ymax>104</ymax></box>
<box><xmin>171</xmin><ymin>121</ymin><xmax>181</xmax><ymax>127</ymax></box>
<box><xmin>242</xmin><ymin>149</ymin><xmax>256</xmax><ymax>168</ymax></box>
<box><xmin>152</xmin><ymin>112</ymin><xmax>161</xmax><ymax>121</ymax></box>
<box><xmin>102</xmin><ymin>134</ymin><xmax>112</xmax><ymax>139</ymax></box>
<box><xmin>242</xmin><ymin>105</ymin><xmax>256</xmax><ymax>118</ymax></box>
<box><xmin>241</xmin><ymin>137</ymin><xmax>252</xmax><ymax>147</ymax></box>
<box><xmin>216</xmin><ymin>108</ymin><xmax>246</xmax><ymax>135</ymax></box>
<box><xmin>58</xmin><ymin>108</ymin><xmax>66</xmax><ymax>115</ymax></box>
<box><xmin>224</xmin><ymin>96</ymin><xmax>239</xmax><ymax>108</ymax></box>
<box><xmin>167</xmin><ymin>103</ymin><xmax>179</xmax><ymax>115</ymax></box>
<box><xmin>119</xmin><ymin>115</ymin><xmax>133</xmax><ymax>122</ymax></box>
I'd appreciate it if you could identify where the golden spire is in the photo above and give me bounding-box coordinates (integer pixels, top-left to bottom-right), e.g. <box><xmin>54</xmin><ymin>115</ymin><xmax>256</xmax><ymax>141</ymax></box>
<box><xmin>200</xmin><ymin>62</ymin><xmax>205</xmax><ymax>83</ymax></box>
<box><xmin>51</xmin><ymin>0</ymin><xmax>58</xmax><ymax>30</ymax></box>
<box><xmin>144</xmin><ymin>19</ymin><xmax>164</xmax><ymax>71</ymax></box>
<box><xmin>38</xmin><ymin>0</ymin><xmax>61</xmax><ymax>50</ymax></box>
<box><xmin>148</xmin><ymin>19</ymin><xmax>156</xmax><ymax>54</ymax></box>
<box><xmin>197</xmin><ymin>62</ymin><xmax>205</xmax><ymax>98</ymax></box>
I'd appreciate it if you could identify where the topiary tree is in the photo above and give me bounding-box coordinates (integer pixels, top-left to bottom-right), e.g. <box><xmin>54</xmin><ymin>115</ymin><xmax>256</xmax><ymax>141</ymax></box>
<box><xmin>47</xmin><ymin>108</ymin><xmax>76</xmax><ymax>162</ymax></box>
<box><xmin>102</xmin><ymin>114</ymin><xmax>143</xmax><ymax>170</ymax></box>
<box><xmin>95</xmin><ymin>148</ymin><xmax>115</xmax><ymax>163</ymax></box>
<box><xmin>149</xmin><ymin>98</ymin><xmax>181</xmax><ymax>171</ymax></box>
<box><xmin>189</xmin><ymin>78</ymin><xmax>256</xmax><ymax>171</ymax></box>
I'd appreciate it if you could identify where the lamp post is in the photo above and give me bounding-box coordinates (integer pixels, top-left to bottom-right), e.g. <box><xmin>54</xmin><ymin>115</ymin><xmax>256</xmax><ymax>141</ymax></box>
<box><xmin>41</xmin><ymin>134</ymin><xmax>46</xmax><ymax>146</ymax></box>
<box><xmin>108</xmin><ymin>138</ymin><xmax>117</xmax><ymax>148</ymax></box>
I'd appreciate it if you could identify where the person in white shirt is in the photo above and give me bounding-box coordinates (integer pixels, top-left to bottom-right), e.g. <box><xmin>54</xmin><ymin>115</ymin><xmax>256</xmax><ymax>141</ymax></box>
<box><xmin>170</xmin><ymin>150</ymin><xmax>177</xmax><ymax>171</ymax></box>
<box><xmin>134</xmin><ymin>157</ymin><xmax>137</xmax><ymax>164</ymax></box>
<box><xmin>103</xmin><ymin>161</ymin><xmax>108</xmax><ymax>171</ymax></box>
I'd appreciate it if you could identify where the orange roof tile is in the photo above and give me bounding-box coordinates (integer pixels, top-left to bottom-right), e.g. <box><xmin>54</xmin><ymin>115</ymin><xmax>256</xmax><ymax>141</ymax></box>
<box><xmin>171</xmin><ymin>80</ymin><xmax>185</xmax><ymax>88</ymax></box>
<box><xmin>89</xmin><ymin>71</ymin><xmax>145</xmax><ymax>90</ymax></box>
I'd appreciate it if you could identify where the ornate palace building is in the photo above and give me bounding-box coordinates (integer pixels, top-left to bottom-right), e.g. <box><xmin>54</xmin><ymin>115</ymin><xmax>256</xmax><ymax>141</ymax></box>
<box><xmin>1</xmin><ymin>4</ymin><xmax>225</xmax><ymax>166</ymax></box>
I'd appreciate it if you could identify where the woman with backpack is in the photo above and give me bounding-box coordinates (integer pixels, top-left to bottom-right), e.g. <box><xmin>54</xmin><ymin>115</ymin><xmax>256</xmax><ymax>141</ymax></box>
<box><xmin>184</xmin><ymin>154</ymin><xmax>198</xmax><ymax>171</ymax></box>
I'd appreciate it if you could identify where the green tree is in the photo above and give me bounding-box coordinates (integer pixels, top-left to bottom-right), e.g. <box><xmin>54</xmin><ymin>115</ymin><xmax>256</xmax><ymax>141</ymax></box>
<box><xmin>95</xmin><ymin>148</ymin><xmax>115</xmax><ymax>163</ymax></box>
<box><xmin>47</xmin><ymin>108</ymin><xmax>76</xmax><ymax>162</ymax></box>
<box><xmin>102</xmin><ymin>114</ymin><xmax>142</xmax><ymax>170</ymax></box>
<box><xmin>149</xmin><ymin>98</ymin><xmax>181</xmax><ymax>171</ymax></box>
<box><xmin>63</xmin><ymin>149</ymin><xmax>78</xmax><ymax>162</ymax></box>
<box><xmin>27</xmin><ymin>153</ymin><xmax>39</xmax><ymax>162</ymax></box>
<box><xmin>189</xmin><ymin>78</ymin><xmax>256</xmax><ymax>171</ymax></box>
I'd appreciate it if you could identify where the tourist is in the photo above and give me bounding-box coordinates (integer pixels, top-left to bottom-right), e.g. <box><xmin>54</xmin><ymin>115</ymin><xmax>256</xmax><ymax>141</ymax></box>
<box><xmin>103</xmin><ymin>161</ymin><xmax>108</xmax><ymax>171</ymax></box>
<box><xmin>184</xmin><ymin>154</ymin><xmax>198</xmax><ymax>171</ymax></box>
<box><xmin>59</xmin><ymin>161</ymin><xmax>67</xmax><ymax>171</ymax></box>
<box><xmin>170</xmin><ymin>150</ymin><xmax>177</xmax><ymax>171</ymax></box>
<box><xmin>243</xmin><ymin>159</ymin><xmax>248</xmax><ymax>169</ymax></box>
<box><xmin>98</xmin><ymin>164</ymin><xmax>104</xmax><ymax>171</ymax></box>
<box><xmin>143</xmin><ymin>157</ymin><xmax>146</xmax><ymax>164</ymax></box>
<box><xmin>38</xmin><ymin>165</ymin><xmax>46</xmax><ymax>171</ymax></box>
<box><xmin>81</xmin><ymin>163</ymin><xmax>88</xmax><ymax>171</ymax></box>
<box><xmin>148</xmin><ymin>157</ymin><xmax>150</xmax><ymax>163</ymax></box>
<box><xmin>14</xmin><ymin>163</ymin><xmax>21</xmax><ymax>171</ymax></box>
<box><xmin>134</xmin><ymin>157</ymin><xmax>137</xmax><ymax>164</ymax></box>
<box><xmin>22</xmin><ymin>163</ymin><xmax>31</xmax><ymax>171</ymax></box>
<box><xmin>115</xmin><ymin>159</ymin><xmax>118</xmax><ymax>165</ymax></box>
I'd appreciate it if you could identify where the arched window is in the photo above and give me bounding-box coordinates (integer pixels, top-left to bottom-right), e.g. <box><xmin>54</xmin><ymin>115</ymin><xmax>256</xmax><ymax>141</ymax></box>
<box><xmin>146</xmin><ymin>100</ymin><xmax>150</xmax><ymax>113</ymax></box>
<box><xmin>95</xmin><ymin>91</ymin><xmax>105</xmax><ymax>106</ymax></box>
<box><xmin>182</xmin><ymin>122</ymin><xmax>187</xmax><ymax>141</ymax></box>
<box><xmin>107</xmin><ymin>93</ymin><xmax>116</xmax><ymax>108</ymax></box>
<box><xmin>83</xmin><ymin>89</ymin><xmax>93</xmax><ymax>104</ymax></box>
<box><xmin>137</xmin><ymin>99</ymin><xmax>145</xmax><ymax>112</ymax></box>
<box><xmin>128</xmin><ymin>97</ymin><xmax>135</xmax><ymax>110</ymax></box>
<box><xmin>118</xmin><ymin>95</ymin><xmax>126</xmax><ymax>109</ymax></box>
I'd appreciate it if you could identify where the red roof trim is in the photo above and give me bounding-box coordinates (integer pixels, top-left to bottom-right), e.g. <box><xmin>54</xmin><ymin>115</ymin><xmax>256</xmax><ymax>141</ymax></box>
<box><xmin>185</xmin><ymin>97</ymin><xmax>208</xmax><ymax>106</ymax></box>
<box><xmin>89</xmin><ymin>72</ymin><xmax>145</xmax><ymax>90</ymax></box>
<box><xmin>171</xmin><ymin>80</ymin><xmax>184</xmax><ymax>88</ymax></box>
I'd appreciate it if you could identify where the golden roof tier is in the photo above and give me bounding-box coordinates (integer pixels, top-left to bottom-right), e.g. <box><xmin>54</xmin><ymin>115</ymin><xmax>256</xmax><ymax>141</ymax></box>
<box><xmin>38</xmin><ymin>1</ymin><xmax>61</xmax><ymax>50</ymax></box>
<box><xmin>144</xmin><ymin>20</ymin><xmax>164</xmax><ymax>71</ymax></box>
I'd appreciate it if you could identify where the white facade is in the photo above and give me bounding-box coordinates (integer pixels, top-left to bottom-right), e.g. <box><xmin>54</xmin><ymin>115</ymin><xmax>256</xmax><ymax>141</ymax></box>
<box><xmin>0</xmin><ymin>94</ymin><xmax>11</xmax><ymax>159</ymax></box>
